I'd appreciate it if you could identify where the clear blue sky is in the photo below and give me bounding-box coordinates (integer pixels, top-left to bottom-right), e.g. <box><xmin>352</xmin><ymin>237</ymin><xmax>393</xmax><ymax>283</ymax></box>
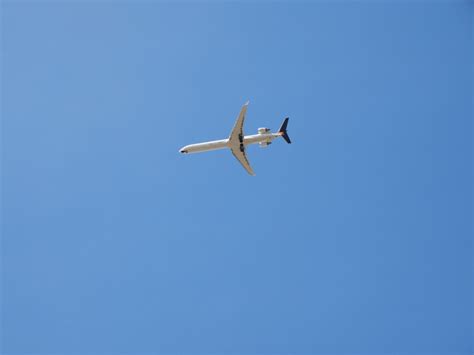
<box><xmin>2</xmin><ymin>1</ymin><xmax>472</xmax><ymax>353</ymax></box>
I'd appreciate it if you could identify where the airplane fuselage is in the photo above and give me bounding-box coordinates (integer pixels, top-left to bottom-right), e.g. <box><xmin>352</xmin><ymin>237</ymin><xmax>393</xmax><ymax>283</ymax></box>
<box><xmin>179</xmin><ymin>132</ymin><xmax>281</xmax><ymax>154</ymax></box>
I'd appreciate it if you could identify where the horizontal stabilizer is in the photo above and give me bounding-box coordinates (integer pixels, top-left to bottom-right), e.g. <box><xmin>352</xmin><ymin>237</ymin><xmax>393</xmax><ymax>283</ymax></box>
<box><xmin>278</xmin><ymin>117</ymin><xmax>291</xmax><ymax>144</ymax></box>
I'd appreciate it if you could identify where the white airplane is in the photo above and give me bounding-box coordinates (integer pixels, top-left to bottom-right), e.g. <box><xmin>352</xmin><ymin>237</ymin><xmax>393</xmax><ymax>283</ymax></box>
<box><xmin>179</xmin><ymin>101</ymin><xmax>291</xmax><ymax>175</ymax></box>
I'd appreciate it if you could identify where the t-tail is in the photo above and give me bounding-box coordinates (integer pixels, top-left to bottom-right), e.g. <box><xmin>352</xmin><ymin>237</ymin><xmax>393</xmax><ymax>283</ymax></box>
<box><xmin>278</xmin><ymin>117</ymin><xmax>291</xmax><ymax>144</ymax></box>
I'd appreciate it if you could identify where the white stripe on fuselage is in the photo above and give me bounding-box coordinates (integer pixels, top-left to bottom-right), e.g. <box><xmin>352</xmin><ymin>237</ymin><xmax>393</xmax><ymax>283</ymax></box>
<box><xmin>179</xmin><ymin>133</ymin><xmax>280</xmax><ymax>154</ymax></box>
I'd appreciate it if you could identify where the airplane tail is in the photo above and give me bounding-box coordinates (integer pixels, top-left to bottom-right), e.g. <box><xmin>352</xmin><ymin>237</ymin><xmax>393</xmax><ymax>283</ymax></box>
<box><xmin>278</xmin><ymin>117</ymin><xmax>291</xmax><ymax>144</ymax></box>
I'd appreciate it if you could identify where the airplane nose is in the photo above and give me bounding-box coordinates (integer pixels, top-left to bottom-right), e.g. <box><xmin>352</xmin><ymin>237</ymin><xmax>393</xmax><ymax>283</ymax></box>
<box><xmin>179</xmin><ymin>148</ymin><xmax>188</xmax><ymax>154</ymax></box>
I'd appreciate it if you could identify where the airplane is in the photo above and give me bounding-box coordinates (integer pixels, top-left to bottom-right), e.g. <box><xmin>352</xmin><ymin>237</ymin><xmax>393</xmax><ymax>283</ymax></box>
<box><xmin>179</xmin><ymin>101</ymin><xmax>291</xmax><ymax>175</ymax></box>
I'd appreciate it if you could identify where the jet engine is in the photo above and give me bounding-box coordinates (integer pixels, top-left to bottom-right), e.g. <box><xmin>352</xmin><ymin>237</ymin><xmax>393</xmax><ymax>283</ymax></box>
<box><xmin>258</xmin><ymin>127</ymin><xmax>271</xmax><ymax>134</ymax></box>
<box><xmin>259</xmin><ymin>141</ymin><xmax>272</xmax><ymax>148</ymax></box>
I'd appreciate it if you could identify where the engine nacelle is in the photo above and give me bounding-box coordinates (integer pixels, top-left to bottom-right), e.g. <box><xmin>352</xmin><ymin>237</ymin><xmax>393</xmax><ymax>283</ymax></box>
<box><xmin>258</xmin><ymin>127</ymin><xmax>271</xmax><ymax>134</ymax></box>
<box><xmin>259</xmin><ymin>141</ymin><xmax>272</xmax><ymax>148</ymax></box>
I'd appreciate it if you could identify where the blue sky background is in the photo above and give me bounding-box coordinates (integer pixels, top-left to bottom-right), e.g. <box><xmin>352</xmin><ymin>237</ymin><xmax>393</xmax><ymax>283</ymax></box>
<box><xmin>2</xmin><ymin>1</ymin><xmax>472</xmax><ymax>354</ymax></box>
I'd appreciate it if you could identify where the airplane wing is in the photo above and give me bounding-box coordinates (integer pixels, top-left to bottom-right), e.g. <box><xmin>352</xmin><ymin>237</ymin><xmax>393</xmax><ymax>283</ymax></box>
<box><xmin>230</xmin><ymin>145</ymin><xmax>255</xmax><ymax>176</ymax></box>
<box><xmin>228</xmin><ymin>101</ymin><xmax>255</xmax><ymax>176</ymax></box>
<box><xmin>229</xmin><ymin>101</ymin><xmax>249</xmax><ymax>143</ymax></box>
